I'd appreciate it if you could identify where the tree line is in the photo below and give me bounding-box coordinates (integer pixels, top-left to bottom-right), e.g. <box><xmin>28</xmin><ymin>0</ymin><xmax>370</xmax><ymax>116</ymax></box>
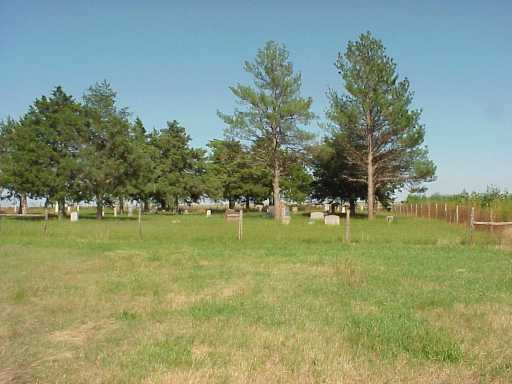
<box><xmin>0</xmin><ymin>32</ymin><xmax>436</xmax><ymax>220</ymax></box>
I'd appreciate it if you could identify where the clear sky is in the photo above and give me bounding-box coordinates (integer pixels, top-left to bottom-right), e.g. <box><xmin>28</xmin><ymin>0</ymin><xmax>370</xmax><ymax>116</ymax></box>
<box><xmin>1</xmin><ymin>0</ymin><xmax>511</xmax><ymax>195</ymax></box>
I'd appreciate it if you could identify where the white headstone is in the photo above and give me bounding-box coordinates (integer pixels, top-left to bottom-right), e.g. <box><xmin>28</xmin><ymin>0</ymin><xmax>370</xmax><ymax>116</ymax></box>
<box><xmin>114</xmin><ymin>207</ymin><xmax>117</xmax><ymax>217</ymax></box>
<box><xmin>67</xmin><ymin>206</ymin><xmax>71</xmax><ymax>213</ymax></box>
<box><xmin>341</xmin><ymin>206</ymin><xmax>346</xmax><ymax>213</ymax></box>
<box><xmin>292</xmin><ymin>206</ymin><xmax>298</xmax><ymax>213</ymax></box>
<box><xmin>310</xmin><ymin>211</ymin><xmax>324</xmax><ymax>221</ymax></box>
<box><xmin>70</xmin><ymin>212</ymin><xmax>79</xmax><ymax>222</ymax></box>
<box><xmin>324</xmin><ymin>215</ymin><xmax>340</xmax><ymax>225</ymax></box>
<box><xmin>55</xmin><ymin>202</ymin><xmax>59</xmax><ymax>214</ymax></box>
<box><xmin>206</xmin><ymin>209</ymin><xmax>211</xmax><ymax>217</ymax></box>
<box><xmin>324</xmin><ymin>204</ymin><xmax>330</xmax><ymax>212</ymax></box>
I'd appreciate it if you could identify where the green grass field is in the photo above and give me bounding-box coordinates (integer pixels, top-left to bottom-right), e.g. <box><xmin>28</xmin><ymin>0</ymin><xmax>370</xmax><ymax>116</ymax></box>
<box><xmin>1</xmin><ymin>212</ymin><xmax>511</xmax><ymax>383</ymax></box>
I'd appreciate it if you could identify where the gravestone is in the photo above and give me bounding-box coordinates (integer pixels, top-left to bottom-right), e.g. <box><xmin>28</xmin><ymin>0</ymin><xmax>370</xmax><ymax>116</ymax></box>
<box><xmin>114</xmin><ymin>207</ymin><xmax>117</xmax><ymax>217</ymax></box>
<box><xmin>341</xmin><ymin>206</ymin><xmax>346</xmax><ymax>214</ymax></box>
<box><xmin>310</xmin><ymin>211</ymin><xmax>324</xmax><ymax>221</ymax></box>
<box><xmin>54</xmin><ymin>202</ymin><xmax>59</xmax><ymax>214</ymax></box>
<box><xmin>292</xmin><ymin>206</ymin><xmax>298</xmax><ymax>213</ymax></box>
<box><xmin>281</xmin><ymin>216</ymin><xmax>291</xmax><ymax>225</ymax></box>
<box><xmin>206</xmin><ymin>209</ymin><xmax>211</xmax><ymax>217</ymax></box>
<box><xmin>324</xmin><ymin>204</ymin><xmax>331</xmax><ymax>212</ymax></box>
<box><xmin>324</xmin><ymin>215</ymin><xmax>340</xmax><ymax>225</ymax></box>
<box><xmin>70</xmin><ymin>212</ymin><xmax>79</xmax><ymax>222</ymax></box>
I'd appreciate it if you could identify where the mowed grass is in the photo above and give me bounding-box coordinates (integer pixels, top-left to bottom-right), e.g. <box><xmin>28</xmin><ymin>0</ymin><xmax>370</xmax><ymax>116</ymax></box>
<box><xmin>1</xmin><ymin>212</ymin><xmax>511</xmax><ymax>383</ymax></box>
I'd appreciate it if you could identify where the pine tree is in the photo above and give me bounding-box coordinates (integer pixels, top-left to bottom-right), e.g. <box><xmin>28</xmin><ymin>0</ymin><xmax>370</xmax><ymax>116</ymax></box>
<box><xmin>329</xmin><ymin>32</ymin><xmax>436</xmax><ymax>219</ymax></box>
<box><xmin>219</xmin><ymin>41</ymin><xmax>314</xmax><ymax>220</ymax></box>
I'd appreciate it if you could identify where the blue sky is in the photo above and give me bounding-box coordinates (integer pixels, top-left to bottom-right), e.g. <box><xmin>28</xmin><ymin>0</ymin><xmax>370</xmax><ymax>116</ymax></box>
<box><xmin>1</xmin><ymin>0</ymin><xmax>511</xmax><ymax>195</ymax></box>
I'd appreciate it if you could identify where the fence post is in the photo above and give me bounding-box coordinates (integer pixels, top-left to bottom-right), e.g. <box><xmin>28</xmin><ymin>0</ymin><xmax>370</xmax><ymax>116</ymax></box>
<box><xmin>138</xmin><ymin>204</ymin><xmax>143</xmax><ymax>239</ymax></box>
<box><xmin>238</xmin><ymin>209</ymin><xmax>243</xmax><ymax>240</ymax></box>
<box><xmin>43</xmin><ymin>208</ymin><xmax>48</xmax><ymax>235</ymax></box>
<box><xmin>456</xmin><ymin>205</ymin><xmax>459</xmax><ymax>224</ymax></box>
<box><xmin>490</xmin><ymin>208</ymin><xmax>494</xmax><ymax>233</ymax></box>
<box><xmin>469</xmin><ymin>207</ymin><xmax>475</xmax><ymax>244</ymax></box>
<box><xmin>444</xmin><ymin>203</ymin><xmax>448</xmax><ymax>220</ymax></box>
<box><xmin>428</xmin><ymin>204</ymin><xmax>431</xmax><ymax>220</ymax></box>
<box><xmin>344</xmin><ymin>207</ymin><xmax>351</xmax><ymax>243</ymax></box>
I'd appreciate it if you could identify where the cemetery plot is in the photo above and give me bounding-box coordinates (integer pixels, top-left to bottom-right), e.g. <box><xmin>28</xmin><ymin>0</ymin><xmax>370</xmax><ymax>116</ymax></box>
<box><xmin>1</xmin><ymin>213</ymin><xmax>511</xmax><ymax>383</ymax></box>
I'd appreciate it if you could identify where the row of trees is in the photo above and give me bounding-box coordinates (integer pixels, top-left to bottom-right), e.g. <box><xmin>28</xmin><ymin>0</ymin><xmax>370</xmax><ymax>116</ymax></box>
<box><xmin>0</xmin><ymin>32</ymin><xmax>436</xmax><ymax>220</ymax></box>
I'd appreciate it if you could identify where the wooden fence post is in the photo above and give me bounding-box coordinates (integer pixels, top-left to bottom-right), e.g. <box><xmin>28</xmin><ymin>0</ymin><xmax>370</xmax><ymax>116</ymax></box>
<box><xmin>43</xmin><ymin>208</ymin><xmax>48</xmax><ymax>235</ymax></box>
<box><xmin>344</xmin><ymin>207</ymin><xmax>351</xmax><ymax>243</ymax></box>
<box><xmin>415</xmin><ymin>204</ymin><xmax>418</xmax><ymax>217</ymax></box>
<box><xmin>435</xmin><ymin>203</ymin><xmax>438</xmax><ymax>219</ymax></box>
<box><xmin>469</xmin><ymin>207</ymin><xmax>475</xmax><ymax>244</ymax></box>
<box><xmin>138</xmin><ymin>204</ymin><xmax>142</xmax><ymax>239</ymax></box>
<box><xmin>456</xmin><ymin>205</ymin><xmax>459</xmax><ymax>224</ymax></box>
<box><xmin>444</xmin><ymin>203</ymin><xmax>448</xmax><ymax>220</ymax></box>
<box><xmin>428</xmin><ymin>204</ymin><xmax>431</xmax><ymax>219</ymax></box>
<box><xmin>238</xmin><ymin>209</ymin><xmax>243</xmax><ymax>240</ymax></box>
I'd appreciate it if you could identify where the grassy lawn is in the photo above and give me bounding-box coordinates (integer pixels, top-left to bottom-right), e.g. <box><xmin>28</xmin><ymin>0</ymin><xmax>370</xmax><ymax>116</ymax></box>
<box><xmin>1</xmin><ymin>212</ymin><xmax>511</xmax><ymax>383</ymax></box>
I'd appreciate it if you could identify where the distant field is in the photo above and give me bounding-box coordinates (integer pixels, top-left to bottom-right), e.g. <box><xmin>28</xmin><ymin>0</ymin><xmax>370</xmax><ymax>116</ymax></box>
<box><xmin>1</xmin><ymin>213</ymin><xmax>511</xmax><ymax>383</ymax></box>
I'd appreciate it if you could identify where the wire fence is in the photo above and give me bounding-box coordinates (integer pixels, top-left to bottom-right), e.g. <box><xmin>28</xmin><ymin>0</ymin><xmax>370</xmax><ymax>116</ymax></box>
<box><xmin>392</xmin><ymin>202</ymin><xmax>512</xmax><ymax>247</ymax></box>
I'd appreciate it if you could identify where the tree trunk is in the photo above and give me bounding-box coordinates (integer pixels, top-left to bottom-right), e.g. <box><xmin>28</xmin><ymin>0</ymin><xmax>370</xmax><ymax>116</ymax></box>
<box><xmin>144</xmin><ymin>199</ymin><xmax>150</xmax><ymax>212</ymax></box>
<box><xmin>96</xmin><ymin>195</ymin><xmax>103</xmax><ymax>220</ymax></box>
<box><xmin>272</xmin><ymin>155</ymin><xmax>281</xmax><ymax>221</ymax></box>
<box><xmin>18</xmin><ymin>194</ymin><xmax>28</xmax><ymax>214</ymax></box>
<box><xmin>349</xmin><ymin>198</ymin><xmax>356</xmax><ymax>216</ymax></box>
<box><xmin>119</xmin><ymin>197</ymin><xmax>125</xmax><ymax>214</ymax></box>
<box><xmin>173</xmin><ymin>195</ymin><xmax>179</xmax><ymax>214</ymax></box>
<box><xmin>59</xmin><ymin>198</ymin><xmax>66</xmax><ymax>218</ymax></box>
<box><xmin>367</xmin><ymin>151</ymin><xmax>375</xmax><ymax>220</ymax></box>
<box><xmin>228</xmin><ymin>198</ymin><xmax>235</xmax><ymax>210</ymax></box>
<box><xmin>245</xmin><ymin>198</ymin><xmax>250</xmax><ymax>210</ymax></box>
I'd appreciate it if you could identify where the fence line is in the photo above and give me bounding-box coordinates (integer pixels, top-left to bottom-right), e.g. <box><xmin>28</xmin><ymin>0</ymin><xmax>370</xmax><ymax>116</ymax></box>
<box><xmin>392</xmin><ymin>203</ymin><xmax>512</xmax><ymax>234</ymax></box>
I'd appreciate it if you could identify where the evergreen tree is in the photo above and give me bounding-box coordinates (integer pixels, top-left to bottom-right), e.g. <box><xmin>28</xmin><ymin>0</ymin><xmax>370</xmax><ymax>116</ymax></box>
<box><xmin>125</xmin><ymin>117</ymin><xmax>155</xmax><ymax>211</ymax></box>
<box><xmin>82</xmin><ymin>80</ymin><xmax>134</xmax><ymax>219</ymax></box>
<box><xmin>0</xmin><ymin>87</ymin><xmax>86</xmax><ymax>215</ymax></box>
<box><xmin>219</xmin><ymin>41</ymin><xmax>314</xmax><ymax>220</ymax></box>
<box><xmin>329</xmin><ymin>32</ymin><xmax>435</xmax><ymax>219</ymax></box>
<box><xmin>0</xmin><ymin>118</ymin><xmax>34</xmax><ymax>213</ymax></box>
<box><xmin>205</xmin><ymin>139</ymin><xmax>271</xmax><ymax>209</ymax></box>
<box><xmin>311</xmin><ymin>134</ymin><xmax>366</xmax><ymax>213</ymax></box>
<box><xmin>150</xmin><ymin>121</ymin><xmax>206</xmax><ymax>212</ymax></box>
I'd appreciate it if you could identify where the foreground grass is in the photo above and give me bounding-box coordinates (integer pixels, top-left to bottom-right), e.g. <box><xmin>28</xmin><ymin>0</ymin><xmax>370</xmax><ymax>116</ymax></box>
<box><xmin>1</xmin><ymin>213</ymin><xmax>511</xmax><ymax>383</ymax></box>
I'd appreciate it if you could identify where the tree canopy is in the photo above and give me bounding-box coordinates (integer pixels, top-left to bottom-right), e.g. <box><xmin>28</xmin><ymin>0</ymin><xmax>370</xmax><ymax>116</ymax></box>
<box><xmin>0</xmin><ymin>34</ymin><xmax>436</xmax><ymax>218</ymax></box>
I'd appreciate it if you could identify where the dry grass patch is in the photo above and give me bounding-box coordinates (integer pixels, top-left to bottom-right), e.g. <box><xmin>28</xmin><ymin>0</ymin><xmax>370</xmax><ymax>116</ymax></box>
<box><xmin>49</xmin><ymin>319</ymin><xmax>116</xmax><ymax>345</ymax></box>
